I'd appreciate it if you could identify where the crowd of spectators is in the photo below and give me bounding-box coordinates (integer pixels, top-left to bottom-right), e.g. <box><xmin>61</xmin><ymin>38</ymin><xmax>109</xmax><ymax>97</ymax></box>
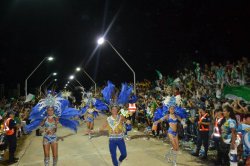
<box><xmin>127</xmin><ymin>56</ymin><xmax>250</xmax><ymax>165</ymax></box>
<box><xmin>0</xmin><ymin>57</ymin><xmax>249</xmax><ymax>164</ymax></box>
<box><xmin>0</xmin><ymin>96</ymin><xmax>34</xmax><ymax>161</ymax></box>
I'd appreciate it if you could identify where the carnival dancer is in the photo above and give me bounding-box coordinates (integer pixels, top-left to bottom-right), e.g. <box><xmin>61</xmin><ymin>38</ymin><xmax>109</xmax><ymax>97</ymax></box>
<box><xmin>25</xmin><ymin>92</ymin><xmax>80</xmax><ymax>166</ymax></box>
<box><xmin>81</xmin><ymin>95</ymin><xmax>108</xmax><ymax>139</ymax></box>
<box><xmin>97</xmin><ymin>81</ymin><xmax>133</xmax><ymax>166</ymax></box>
<box><xmin>83</xmin><ymin>102</ymin><xmax>99</xmax><ymax>138</ymax></box>
<box><xmin>99</xmin><ymin>105</ymin><xmax>128</xmax><ymax>166</ymax></box>
<box><xmin>154</xmin><ymin>96</ymin><xmax>187</xmax><ymax>166</ymax></box>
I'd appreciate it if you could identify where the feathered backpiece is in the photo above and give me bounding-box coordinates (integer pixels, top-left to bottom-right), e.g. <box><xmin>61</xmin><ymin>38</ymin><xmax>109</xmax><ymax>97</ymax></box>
<box><xmin>117</xmin><ymin>83</ymin><xmax>133</xmax><ymax>105</ymax></box>
<box><xmin>101</xmin><ymin>81</ymin><xmax>133</xmax><ymax>109</ymax></box>
<box><xmin>155</xmin><ymin>96</ymin><xmax>187</xmax><ymax>119</ymax></box>
<box><xmin>61</xmin><ymin>90</ymin><xmax>72</xmax><ymax>100</ymax></box>
<box><xmin>25</xmin><ymin>92</ymin><xmax>80</xmax><ymax>133</ymax></box>
<box><xmin>101</xmin><ymin>81</ymin><xmax>115</xmax><ymax>104</ymax></box>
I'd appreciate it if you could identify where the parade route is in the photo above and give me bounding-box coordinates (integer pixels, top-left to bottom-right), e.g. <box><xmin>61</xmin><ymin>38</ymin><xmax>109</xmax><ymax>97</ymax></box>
<box><xmin>16</xmin><ymin>114</ymin><xmax>213</xmax><ymax>166</ymax></box>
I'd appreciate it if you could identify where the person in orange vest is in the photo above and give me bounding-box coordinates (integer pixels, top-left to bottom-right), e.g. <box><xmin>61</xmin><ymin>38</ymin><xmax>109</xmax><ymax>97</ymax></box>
<box><xmin>192</xmin><ymin>104</ymin><xmax>211</xmax><ymax>159</ymax></box>
<box><xmin>4</xmin><ymin>111</ymin><xmax>18</xmax><ymax>164</ymax></box>
<box><xmin>211</xmin><ymin>108</ymin><xmax>225</xmax><ymax>165</ymax></box>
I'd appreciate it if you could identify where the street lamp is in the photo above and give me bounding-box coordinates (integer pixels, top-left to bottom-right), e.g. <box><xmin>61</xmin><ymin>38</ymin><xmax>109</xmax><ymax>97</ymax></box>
<box><xmin>97</xmin><ymin>37</ymin><xmax>136</xmax><ymax>94</ymax></box>
<box><xmin>65</xmin><ymin>83</ymin><xmax>74</xmax><ymax>90</ymax></box>
<box><xmin>76</xmin><ymin>67</ymin><xmax>81</xmax><ymax>72</ymax></box>
<box><xmin>97</xmin><ymin>37</ymin><xmax>105</xmax><ymax>45</ymax></box>
<box><xmin>39</xmin><ymin>72</ymin><xmax>57</xmax><ymax>95</ymax></box>
<box><xmin>75</xmin><ymin>67</ymin><xmax>97</xmax><ymax>96</ymax></box>
<box><xmin>69</xmin><ymin>75</ymin><xmax>84</xmax><ymax>87</ymax></box>
<box><xmin>25</xmin><ymin>56</ymin><xmax>54</xmax><ymax>97</ymax></box>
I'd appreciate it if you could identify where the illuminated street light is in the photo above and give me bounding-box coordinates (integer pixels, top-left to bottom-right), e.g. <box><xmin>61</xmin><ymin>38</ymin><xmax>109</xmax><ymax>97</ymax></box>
<box><xmin>69</xmin><ymin>75</ymin><xmax>75</xmax><ymax>80</ymax></box>
<box><xmin>48</xmin><ymin>56</ymin><xmax>54</xmax><ymax>61</ymax></box>
<box><xmin>39</xmin><ymin>72</ymin><xmax>57</xmax><ymax>95</ymax></box>
<box><xmin>97</xmin><ymin>37</ymin><xmax>136</xmax><ymax>94</ymax></box>
<box><xmin>75</xmin><ymin>66</ymin><xmax>96</xmax><ymax>96</ymax></box>
<box><xmin>97</xmin><ymin>37</ymin><xmax>105</xmax><ymax>45</ymax></box>
<box><xmin>25</xmin><ymin>56</ymin><xmax>54</xmax><ymax>97</ymax></box>
<box><xmin>76</xmin><ymin>67</ymin><xmax>81</xmax><ymax>72</ymax></box>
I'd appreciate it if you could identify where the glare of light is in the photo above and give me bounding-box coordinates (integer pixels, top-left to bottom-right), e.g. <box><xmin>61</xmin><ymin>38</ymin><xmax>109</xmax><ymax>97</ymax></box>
<box><xmin>67</xmin><ymin>81</ymin><xmax>70</xmax><ymax>84</ymax></box>
<box><xmin>97</xmin><ymin>37</ymin><xmax>105</xmax><ymax>45</ymax></box>
<box><xmin>65</xmin><ymin>84</ymin><xmax>68</xmax><ymax>86</ymax></box>
<box><xmin>53</xmin><ymin>72</ymin><xmax>57</xmax><ymax>76</ymax></box>
<box><xmin>54</xmin><ymin>79</ymin><xmax>57</xmax><ymax>82</ymax></box>
<box><xmin>76</xmin><ymin>67</ymin><xmax>81</xmax><ymax>72</ymax></box>
<box><xmin>48</xmin><ymin>56</ymin><xmax>54</xmax><ymax>61</ymax></box>
<box><xmin>69</xmin><ymin>75</ymin><xmax>74</xmax><ymax>80</ymax></box>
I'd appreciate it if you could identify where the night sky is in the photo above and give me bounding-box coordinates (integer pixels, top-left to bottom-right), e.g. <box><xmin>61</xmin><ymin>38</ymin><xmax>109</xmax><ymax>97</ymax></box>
<box><xmin>0</xmin><ymin>0</ymin><xmax>249</xmax><ymax>94</ymax></box>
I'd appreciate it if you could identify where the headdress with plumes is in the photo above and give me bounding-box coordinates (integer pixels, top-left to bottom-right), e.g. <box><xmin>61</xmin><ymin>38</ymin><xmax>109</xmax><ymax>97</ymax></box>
<box><xmin>101</xmin><ymin>81</ymin><xmax>115</xmax><ymax>105</ymax></box>
<box><xmin>101</xmin><ymin>81</ymin><xmax>134</xmax><ymax>108</ymax></box>
<box><xmin>80</xmin><ymin>98</ymin><xmax>109</xmax><ymax>116</ymax></box>
<box><xmin>80</xmin><ymin>89</ymin><xmax>108</xmax><ymax>116</ymax></box>
<box><xmin>153</xmin><ymin>96</ymin><xmax>187</xmax><ymax>121</ymax></box>
<box><xmin>61</xmin><ymin>90</ymin><xmax>72</xmax><ymax>100</ymax></box>
<box><xmin>25</xmin><ymin>93</ymin><xmax>80</xmax><ymax>133</ymax></box>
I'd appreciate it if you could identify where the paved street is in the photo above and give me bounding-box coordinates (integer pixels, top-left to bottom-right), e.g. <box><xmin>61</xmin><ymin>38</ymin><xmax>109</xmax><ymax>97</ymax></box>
<box><xmin>15</xmin><ymin>114</ymin><xmax>213</xmax><ymax>166</ymax></box>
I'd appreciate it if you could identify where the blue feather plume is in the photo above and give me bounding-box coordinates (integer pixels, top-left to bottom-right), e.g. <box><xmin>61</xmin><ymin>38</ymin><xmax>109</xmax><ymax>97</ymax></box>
<box><xmin>29</xmin><ymin>104</ymin><xmax>46</xmax><ymax>120</ymax></box>
<box><xmin>25</xmin><ymin>119</ymin><xmax>44</xmax><ymax>133</ymax></box>
<box><xmin>60</xmin><ymin>107</ymin><xmax>80</xmax><ymax>119</ymax></box>
<box><xmin>59</xmin><ymin>118</ymin><xmax>79</xmax><ymax>133</ymax></box>
<box><xmin>80</xmin><ymin>106</ymin><xmax>88</xmax><ymax>115</ymax></box>
<box><xmin>60</xmin><ymin>99</ymin><xmax>70</xmax><ymax>111</ymax></box>
<box><xmin>94</xmin><ymin>99</ymin><xmax>109</xmax><ymax>111</ymax></box>
<box><xmin>153</xmin><ymin>107</ymin><xmax>164</xmax><ymax>122</ymax></box>
<box><xmin>101</xmin><ymin>81</ymin><xmax>115</xmax><ymax>104</ymax></box>
<box><xmin>117</xmin><ymin>83</ymin><xmax>133</xmax><ymax>105</ymax></box>
<box><xmin>174</xmin><ymin>106</ymin><xmax>187</xmax><ymax>119</ymax></box>
<box><xmin>129</xmin><ymin>95</ymin><xmax>138</xmax><ymax>103</ymax></box>
<box><xmin>93</xmin><ymin>111</ymin><xmax>99</xmax><ymax>118</ymax></box>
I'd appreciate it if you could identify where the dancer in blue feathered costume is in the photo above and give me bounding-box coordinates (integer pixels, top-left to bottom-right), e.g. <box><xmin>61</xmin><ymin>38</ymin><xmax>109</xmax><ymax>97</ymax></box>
<box><xmin>25</xmin><ymin>93</ymin><xmax>80</xmax><ymax>166</ymax></box>
<box><xmin>80</xmin><ymin>97</ymin><xmax>108</xmax><ymax>138</ymax></box>
<box><xmin>154</xmin><ymin>96</ymin><xmax>187</xmax><ymax>166</ymax></box>
<box><xmin>97</xmin><ymin>81</ymin><xmax>134</xmax><ymax>166</ymax></box>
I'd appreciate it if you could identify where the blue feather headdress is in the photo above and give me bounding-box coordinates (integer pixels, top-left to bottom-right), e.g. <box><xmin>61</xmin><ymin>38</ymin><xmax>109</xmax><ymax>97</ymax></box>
<box><xmin>153</xmin><ymin>96</ymin><xmax>187</xmax><ymax>121</ymax></box>
<box><xmin>25</xmin><ymin>93</ymin><xmax>80</xmax><ymax>133</ymax></box>
<box><xmin>101</xmin><ymin>81</ymin><xmax>134</xmax><ymax>109</ymax></box>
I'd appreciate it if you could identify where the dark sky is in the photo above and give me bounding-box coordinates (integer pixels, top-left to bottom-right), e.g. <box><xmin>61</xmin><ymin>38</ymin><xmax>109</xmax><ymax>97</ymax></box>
<box><xmin>0</xmin><ymin>0</ymin><xmax>249</xmax><ymax>93</ymax></box>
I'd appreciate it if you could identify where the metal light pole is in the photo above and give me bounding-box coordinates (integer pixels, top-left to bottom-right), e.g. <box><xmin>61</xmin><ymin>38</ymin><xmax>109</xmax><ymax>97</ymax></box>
<box><xmin>69</xmin><ymin>75</ymin><xmax>84</xmax><ymax>88</ymax></box>
<box><xmin>25</xmin><ymin>56</ymin><xmax>54</xmax><ymax>97</ymax></box>
<box><xmin>39</xmin><ymin>72</ymin><xmax>57</xmax><ymax>95</ymax></box>
<box><xmin>97</xmin><ymin>38</ymin><xmax>136</xmax><ymax>94</ymax></box>
<box><xmin>76</xmin><ymin>67</ymin><xmax>97</xmax><ymax>96</ymax></box>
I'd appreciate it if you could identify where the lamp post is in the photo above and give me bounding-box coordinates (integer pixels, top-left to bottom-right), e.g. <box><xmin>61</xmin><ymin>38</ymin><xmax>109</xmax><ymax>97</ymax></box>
<box><xmin>65</xmin><ymin>83</ymin><xmax>74</xmax><ymax>90</ymax></box>
<box><xmin>25</xmin><ymin>56</ymin><xmax>54</xmax><ymax>97</ymax></box>
<box><xmin>76</xmin><ymin>67</ymin><xmax>97</xmax><ymax>96</ymax></box>
<box><xmin>39</xmin><ymin>72</ymin><xmax>57</xmax><ymax>95</ymax></box>
<box><xmin>97</xmin><ymin>38</ymin><xmax>136</xmax><ymax>94</ymax></box>
<box><xmin>69</xmin><ymin>75</ymin><xmax>84</xmax><ymax>88</ymax></box>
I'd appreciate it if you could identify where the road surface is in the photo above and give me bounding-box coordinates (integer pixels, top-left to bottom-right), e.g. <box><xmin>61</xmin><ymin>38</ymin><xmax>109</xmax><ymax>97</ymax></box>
<box><xmin>15</xmin><ymin>114</ymin><xmax>214</xmax><ymax>166</ymax></box>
